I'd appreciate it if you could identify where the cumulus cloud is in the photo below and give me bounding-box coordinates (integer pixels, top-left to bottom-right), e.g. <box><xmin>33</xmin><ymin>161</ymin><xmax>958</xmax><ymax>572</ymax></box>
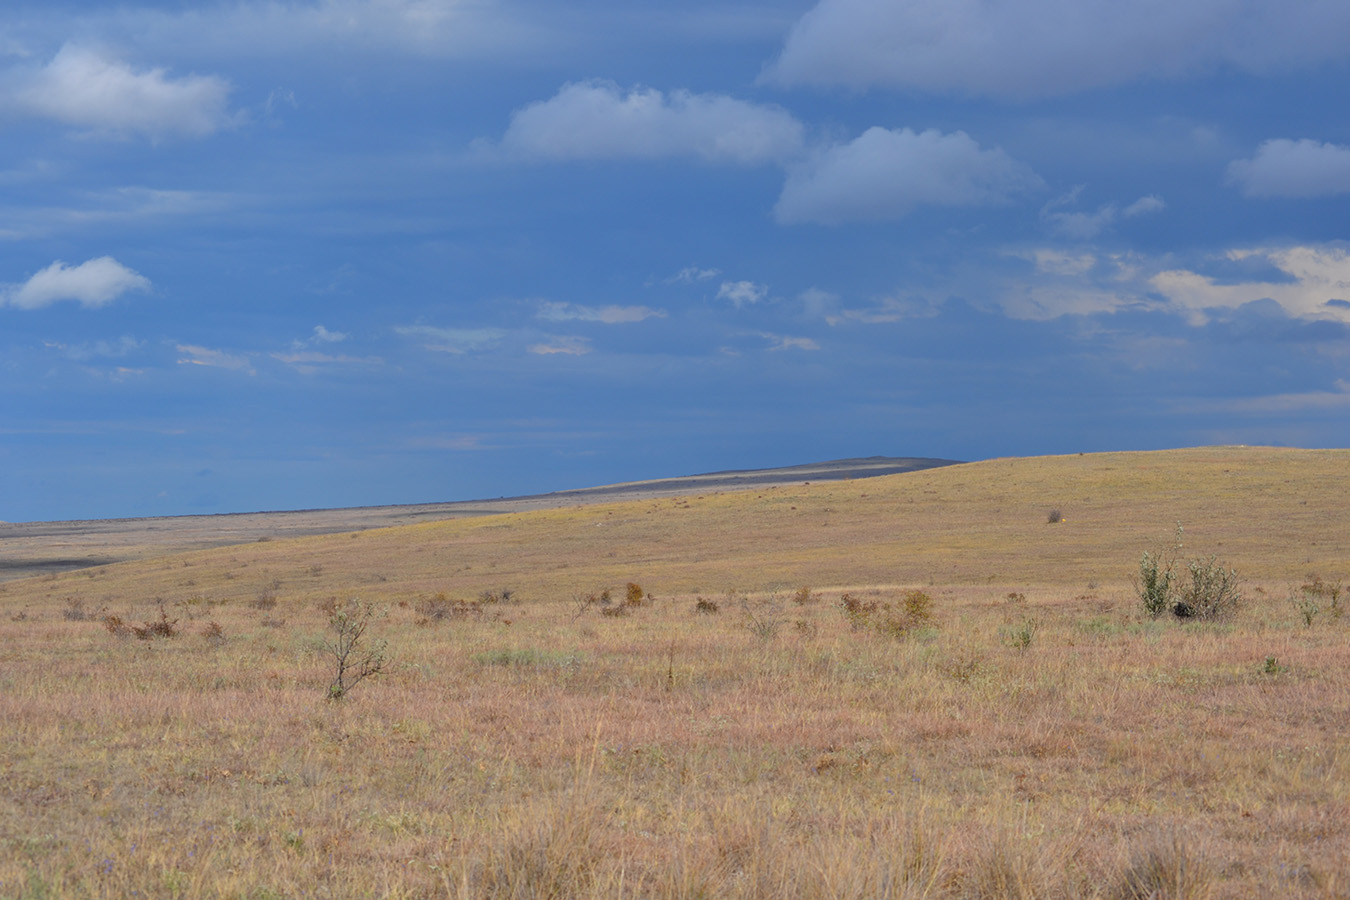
<box><xmin>765</xmin><ymin>0</ymin><xmax>1350</xmax><ymax>98</ymax></box>
<box><xmin>13</xmin><ymin>45</ymin><xmax>236</xmax><ymax>140</ymax></box>
<box><xmin>1226</xmin><ymin>139</ymin><xmax>1350</xmax><ymax>198</ymax></box>
<box><xmin>1151</xmin><ymin>246</ymin><xmax>1350</xmax><ymax>323</ymax></box>
<box><xmin>394</xmin><ymin>325</ymin><xmax>504</xmax><ymax>354</ymax></box>
<box><xmin>497</xmin><ymin>81</ymin><xmax>804</xmax><ymax>164</ymax></box>
<box><xmin>775</xmin><ymin>127</ymin><xmax>1040</xmax><ymax>225</ymax></box>
<box><xmin>536</xmin><ymin>301</ymin><xmax>666</xmax><ymax>324</ymax></box>
<box><xmin>528</xmin><ymin>335</ymin><xmax>591</xmax><ymax>355</ymax></box>
<box><xmin>3</xmin><ymin>257</ymin><xmax>150</xmax><ymax>310</ymax></box>
<box><xmin>717</xmin><ymin>280</ymin><xmax>768</xmax><ymax>307</ymax></box>
<box><xmin>1000</xmin><ymin>244</ymin><xmax>1350</xmax><ymax>323</ymax></box>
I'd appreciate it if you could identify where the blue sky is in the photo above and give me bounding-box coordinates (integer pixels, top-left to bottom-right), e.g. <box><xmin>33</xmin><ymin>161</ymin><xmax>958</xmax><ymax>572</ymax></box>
<box><xmin>3</xmin><ymin>0</ymin><xmax>1349</xmax><ymax>521</ymax></box>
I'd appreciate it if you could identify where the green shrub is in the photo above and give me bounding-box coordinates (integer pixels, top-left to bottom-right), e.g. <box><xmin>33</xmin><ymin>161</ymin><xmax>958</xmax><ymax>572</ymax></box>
<box><xmin>1135</xmin><ymin>524</ymin><xmax>1241</xmax><ymax>621</ymax></box>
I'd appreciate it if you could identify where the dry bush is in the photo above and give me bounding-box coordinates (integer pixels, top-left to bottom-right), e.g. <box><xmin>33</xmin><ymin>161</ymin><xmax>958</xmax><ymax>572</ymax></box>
<box><xmin>793</xmin><ymin>586</ymin><xmax>817</xmax><ymax>605</ymax></box>
<box><xmin>250</xmin><ymin>587</ymin><xmax>278</xmax><ymax>610</ymax></box>
<box><xmin>322</xmin><ymin>598</ymin><xmax>388</xmax><ymax>700</ymax></box>
<box><xmin>414</xmin><ymin>592</ymin><xmax>484</xmax><ymax>626</ymax></box>
<box><xmin>694</xmin><ymin>596</ymin><xmax>719</xmax><ymax>614</ymax></box>
<box><xmin>200</xmin><ymin>620</ymin><xmax>226</xmax><ymax>645</ymax></box>
<box><xmin>844</xmin><ymin>589</ymin><xmax>933</xmax><ymax>639</ymax></box>
<box><xmin>108</xmin><ymin>604</ymin><xmax>178</xmax><ymax>640</ymax></box>
<box><xmin>625</xmin><ymin>582</ymin><xmax>645</xmax><ymax>606</ymax></box>
<box><xmin>61</xmin><ymin>597</ymin><xmax>96</xmax><ymax>621</ymax></box>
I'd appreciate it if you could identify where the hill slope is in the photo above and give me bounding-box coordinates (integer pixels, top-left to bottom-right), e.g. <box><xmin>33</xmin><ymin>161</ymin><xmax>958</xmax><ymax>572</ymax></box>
<box><xmin>7</xmin><ymin>447</ymin><xmax>1345</xmax><ymax>607</ymax></box>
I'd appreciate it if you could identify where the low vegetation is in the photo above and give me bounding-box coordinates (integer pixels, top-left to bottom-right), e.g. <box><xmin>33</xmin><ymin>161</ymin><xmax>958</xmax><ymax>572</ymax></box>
<box><xmin>0</xmin><ymin>448</ymin><xmax>1347</xmax><ymax>897</ymax></box>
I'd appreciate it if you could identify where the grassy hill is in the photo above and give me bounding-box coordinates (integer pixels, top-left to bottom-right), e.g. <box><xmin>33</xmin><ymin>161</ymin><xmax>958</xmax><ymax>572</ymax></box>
<box><xmin>9</xmin><ymin>446</ymin><xmax>1345</xmax><ymax>610</ymax></box>
<box><xmin>1</xmin><ymin>447</ymin><xmax>1347</xmax><ymax>899</ymax></box>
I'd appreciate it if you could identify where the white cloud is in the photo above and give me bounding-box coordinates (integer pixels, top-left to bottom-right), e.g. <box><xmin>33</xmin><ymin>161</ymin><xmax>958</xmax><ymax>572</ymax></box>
<box><xmin>1025</xmin><ymin>249</ymin><xmax>1097</xmax><ymax>276</ymax></box>
<box><xmin>762</xmin><ymin>333</ymin><xmax>820</xmax><ymax>351</ymax></box>
<box><xmin>291</xmin><ymin>324</ymin><xmax>350</xmax><ymax>349</ymax></box>
<box><xmin>497</xmin><ymin>81</ymin><xmax>804</xmax><ymax>164</ymax></box>
<box><xmin>1040</xmin><ymin>190</ymin><xmax>1165</xmax><ymax>239</ymax></box>
<box><xmin>4</xmin><ymin>257</ymin><xmax>150</xmax><ymax>310</ymax></box>
<box><xmin>1226</xmin><ymin>139</ymin><xmax>1350</xmax><ymax>198</ymax></box>
<box><xmin>775</xmin><ymin>127</ymin><xmax>1040</xmax><ymax>225</ymax></box>
<box><xmin>528</xmin><ymin>336</ymin><xmax>591</xmax><ymax>356</ymax></box>
<box><xmin>536</xmin><ymin>301</ymin><xmax>666</xmax><ymax>324</ymax></box>
<box><xmin>13</xmin><ymin>45</ymin><xmax>236</xmax><ymax>140</ymax></box>
<box><xmin>271</xmin><ymin>350</ymin><xmax>383</xmax><ymax>374</ymax></box>
<box><xmin>43</xmin><ymin>336</ymin><xmax>143</xmax><ymax>360</ymax></box>
<box><xmin>765</xmin><ymin>0</ymin><xmax>1350</xmax><ymax>98</ymax></box>
<box><xmin>177</xmin><ymin>344</ymin><xmax>256</xmax><ymax>375</ymax></box>
<box><xmin>667</xmin><ymin>265</ymin><xmax>721</xmax><ymax>284</ymax></box>
<box><xmin>1151</xmin><ymin>246</ymin><xmax>1350</xmax><ymax>323</ymax></box>
<box><xmin>394</xmin><ymin>325</ymin><xmax>504</xmax><ymax>354</ymax></box>
<box><xmin>1123</xmin><ymin>195</ymin><xmax>1166</xmax><ymax>218</ymax></box>
<box><xmin>999</xmin><ymin>243</ymin><xmax>1350</xmax><ymax>323</ymax></box>
<box><xmin>717</xmin><ymin>280</ymin><xmax>768</xmax><ymax>308</ymax></box>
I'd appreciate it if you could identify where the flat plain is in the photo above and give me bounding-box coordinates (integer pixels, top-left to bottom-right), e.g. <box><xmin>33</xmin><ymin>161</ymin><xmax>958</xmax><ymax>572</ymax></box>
<box><xmin>1</xmin><ymin>446</ymin><xmax>1347</xmax><ymax>899</ymax></box>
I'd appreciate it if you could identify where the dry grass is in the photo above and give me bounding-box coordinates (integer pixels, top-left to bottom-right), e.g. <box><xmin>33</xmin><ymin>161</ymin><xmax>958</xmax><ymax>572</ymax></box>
<box><xmin>0</xmin><ymin>447</ymin><xmax>1347</xmax><ymax>898</ymax></box>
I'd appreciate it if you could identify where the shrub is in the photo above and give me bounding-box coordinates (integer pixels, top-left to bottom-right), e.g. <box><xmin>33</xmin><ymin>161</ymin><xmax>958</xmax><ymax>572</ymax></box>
<box><xmin>1300</xmin><ymin>576</ymin><xmax>1343</xmax><ymax>620</ymax></box>
<box><xmin>740</xmin><ymin>597</ymin><xmax>782</xmax><ymax>641</ymax></box>
<box><xmin>625</xmin><ymin>582</ymin><xmax>644</xmax><ymax>605</ymax></box>
<box><xmin>251</xmin><ymin>588</ymin><xmax>279</xmax><ymax>610</ymax></box>
<box><xmin>109</xmin><ymin>604</ymin><xmax>178</xmax><ymax>640</ymax></box>
<box><xmin>62</xmin><ymin>597</ymin><xmax>94</xmax><ymax>621</ymax></box>
<box><xmin>792</xmin><ymin>586</ymin><xmax>816</xmax><ymax>605</ymax></box>
<box><xmin>1137</xmin><ymin>549</ymin><xmax>1175</xmax><ymax>619</ymax></box>
<box><xmin>1001</xmin><ymin>617</ymin><xmax>1039</xmax><ymax>652</ymax></box>
<box><xmin>323</xmin><ymin>599</ymin><xmax>388</xmax><ymax>700</ymax></box>
<box><xmin>842</xmin><ymin>590</ymin><xmax>933</xmax><ymax>639</ymax></box>
<box><xmin>1135</xmin><ymin>524</ymin><xmax>1241</xmax><ymax>621</ymax></box>
<box><xmin>1175</xmin><ymin>557</ymin><xmax>1241</xmax><ymax>621</ymax></box>
<box><xmin>201</xmin><ymin>621</ymin><xmax>226</xmax><ymax>645</ymax></box>
<box><xmin>1047</xmin><ymin>509</ymin><xmax>1062</xmax><ymax>524</ymax></box>
<box><xmin>902</xmin><ymin>589</ymin><xmax>933</xmax><ymax>626</ymax></box>
<box><xmin>694</xmin><ymin>597</ymin><xmax>719</xmax><ymax>614</ymax></box>
<box><xmin>838</xmin><ymin>593</ymin><xmax>878</xmax><ymax>631</ymax></box>
<box><xmin>415</xmin><ymin>592</ymin><xmax>481</xmax><ymax>625</ymax></box>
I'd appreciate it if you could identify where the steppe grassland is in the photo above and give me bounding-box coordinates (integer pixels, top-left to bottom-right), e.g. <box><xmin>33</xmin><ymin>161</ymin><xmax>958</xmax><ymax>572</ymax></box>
<box><xmin>1</xmin><ymin>447</ymin><xmax>1347</xmax><ymax>898</ymax></box>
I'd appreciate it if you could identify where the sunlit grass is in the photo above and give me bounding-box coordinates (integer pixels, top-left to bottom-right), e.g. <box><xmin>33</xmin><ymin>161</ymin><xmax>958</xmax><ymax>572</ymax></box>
<box><xmin>1</xmin><ymin>447</ymin><xmax>1347</xmax><ymax>897</ymax></box>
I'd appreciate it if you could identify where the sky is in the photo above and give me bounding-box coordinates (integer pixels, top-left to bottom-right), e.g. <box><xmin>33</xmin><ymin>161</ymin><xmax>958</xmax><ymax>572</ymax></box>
<box><xmin>2</xmin><ymin>0</ymin><xmax>1349</xmax><ymax>522</ymax></box>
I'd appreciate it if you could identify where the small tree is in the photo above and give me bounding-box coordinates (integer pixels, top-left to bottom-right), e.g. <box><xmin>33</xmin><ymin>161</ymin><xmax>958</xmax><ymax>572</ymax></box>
<box><xmin>323</xmin><ymin>598</ymin><xmax>388</xmax><ymax>700</ymax></box>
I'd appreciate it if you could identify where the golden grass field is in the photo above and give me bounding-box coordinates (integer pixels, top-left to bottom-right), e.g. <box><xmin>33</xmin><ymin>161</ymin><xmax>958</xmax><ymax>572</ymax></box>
<box><xmin>1</xmin><ymin>446</ymin><xmax>1347</xmax><ymax>898</ymax></box>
